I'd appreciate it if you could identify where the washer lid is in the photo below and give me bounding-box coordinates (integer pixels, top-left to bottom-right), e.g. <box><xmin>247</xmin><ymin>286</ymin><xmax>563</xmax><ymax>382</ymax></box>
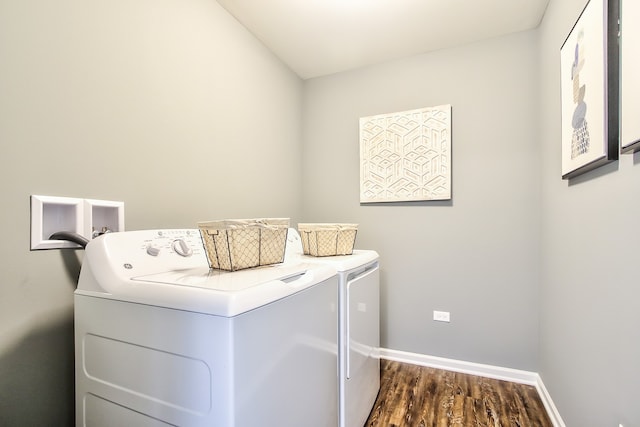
<box><xmin>129</xmin><ymin>262</ymin><xmax>336</xmax><ymax>316</ymax></box>
<box><xmin>133</xmin><ymin>263</ymin><xmax>316</xmax><ymax>292</ymax></box>
<box><xmin>75</xmin><ymin>229</ymin><xmax>337</xmax><ymax>316</ymax></box>
<box><xmin>79</xmin><ymin>262</ymin><xmax>336</xmax><ymax>317</ymax></box>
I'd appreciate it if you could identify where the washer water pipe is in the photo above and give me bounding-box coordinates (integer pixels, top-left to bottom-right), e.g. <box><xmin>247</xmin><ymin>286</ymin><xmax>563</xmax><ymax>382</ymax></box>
<box><xmin>49</xmin><ymin>227</ymin><xmax>114</xmax><ymax>249</ymax></box>
<box><xmin>49</xmin><ymin>231</ymin><xmax>90</xmax><ymax>248</ymax></box>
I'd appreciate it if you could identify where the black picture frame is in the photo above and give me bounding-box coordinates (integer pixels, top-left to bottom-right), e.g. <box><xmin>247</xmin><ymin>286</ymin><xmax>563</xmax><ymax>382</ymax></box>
<box><xmin>560</xmin><ymin>0</ymin><xmax>619</xmax><ymax>179</ymax></box>
<box><xmin>620</xmin><ymin>0</ymin><xmax>640</xmax><ymax>153</ymax></box>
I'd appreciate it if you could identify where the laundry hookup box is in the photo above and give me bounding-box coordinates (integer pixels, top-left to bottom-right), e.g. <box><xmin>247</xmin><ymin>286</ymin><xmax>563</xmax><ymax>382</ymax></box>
<box><xmin>198</xmin><ymin>218</ymin><xmax>289</xmax><ymax>271</ymax></box>
<box><xmin>297</xmin><ymin>223</ymin><xmax>358</xmax><ymax>257</ymax></box>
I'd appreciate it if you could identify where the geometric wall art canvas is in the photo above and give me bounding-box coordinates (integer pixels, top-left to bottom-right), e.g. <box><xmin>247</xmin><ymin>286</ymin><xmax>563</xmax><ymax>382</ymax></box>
<box><xmin>359</xmin><ymin>105</ymin><xmax>451</xmax><ymax>203</ymax></box>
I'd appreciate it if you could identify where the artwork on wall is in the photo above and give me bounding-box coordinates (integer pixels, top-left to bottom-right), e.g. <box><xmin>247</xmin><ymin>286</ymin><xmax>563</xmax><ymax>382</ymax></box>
<box><xmin>620</xmin><ymin>0</ymin><xmax>640</xmax><ymax>153</ymax></box>
<box><xmin>359</xmin><ymin>105</ymin><xmax>451</xmax><ymax>203</ymax></box>
<box><xmin>560</xmin><ymin>0</ymin><xmax>619</xmax><ymax>179</ymax></box>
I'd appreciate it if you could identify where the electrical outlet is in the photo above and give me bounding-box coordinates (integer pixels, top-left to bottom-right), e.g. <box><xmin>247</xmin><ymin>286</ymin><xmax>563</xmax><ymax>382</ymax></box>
<box><xmin>433</xmin><ymin>310</ymin><xmax>450</xmax><ymax>322</ymax></box>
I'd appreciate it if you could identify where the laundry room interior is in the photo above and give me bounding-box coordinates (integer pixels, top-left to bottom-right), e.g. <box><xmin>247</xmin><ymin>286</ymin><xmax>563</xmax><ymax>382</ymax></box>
<box><xmin>1</xmin><ymin>0</ymin><xmax>639</xmax><ymax>426</ymax></box>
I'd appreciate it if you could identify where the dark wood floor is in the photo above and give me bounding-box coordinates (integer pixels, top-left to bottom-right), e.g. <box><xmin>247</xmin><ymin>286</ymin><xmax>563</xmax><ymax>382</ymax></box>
<box><xmin>365</xmin><ymin>359</ymin><xmax>553</xmax><ymax>427</ymax></box>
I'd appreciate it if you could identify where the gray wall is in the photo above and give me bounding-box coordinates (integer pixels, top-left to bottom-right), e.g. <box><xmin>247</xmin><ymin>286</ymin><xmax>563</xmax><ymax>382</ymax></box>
<box><xmin>538</xmin><ymin>0</ymin><xmax>640</xmax><ymax>426</ymax></box>
<box><xmin>3</xmin><ymin>0</ymin><xmax>639</xmax><ymax>425</ymax></box>
<box><xmin>302</xmin><ymin>31</ymin><xmax>541</xmax><ymax>371</ymax></box>
<box><xmin>0</xmin><ymin>0</ymin><xmax>302</xmax><ymax>425</ymax></box>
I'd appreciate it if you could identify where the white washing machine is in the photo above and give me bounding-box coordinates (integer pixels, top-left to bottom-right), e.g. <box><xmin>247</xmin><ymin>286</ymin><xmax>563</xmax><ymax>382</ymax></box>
<box><xmin>75</xmin><ymin>229</ymin><xmax>339</xmax><ymax>427</ymax></box>
<box><xmin>286</xmin><ymin>230</ymin><xmax>380</xmax><ymax>427</ymax></box>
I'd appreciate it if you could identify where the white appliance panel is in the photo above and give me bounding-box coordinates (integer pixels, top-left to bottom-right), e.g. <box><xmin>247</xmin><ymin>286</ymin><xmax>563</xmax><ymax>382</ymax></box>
<box><xmin>285</xmin><ymin>228</ymin><xmax>380</xmax><ymax>427</ymax></box>
<box><xmin>75</xmin><ymin>229</ymin><xmax>340</xmax><ymax>427</ymax></box>
<box><xmin>75</xmin><ymin>275</ymin><xmax>339</xmax><ymax>427</ymax></box>
<box><xmin>346</xmin><ymin>266</ymin><xmax>380</xmax><ymax>380</ymax></box>
<box><xmin>75</xmin><ymin>296</ymin><xmax>232</xmax><ymax>427</ymax></box>
<box><xmin>233</xmin><ymin>276</ymin><xmax>339</xmax><ymax>426</ymax></box>
<box><xmin>345</xmin><ymin>265</ymin><xmax>380</xmax><ymax>427</ymax></box>
<box><xmin>84</xmin><ymin>394</ymin><xmax>173</xmax><ymax>427</ymax></box>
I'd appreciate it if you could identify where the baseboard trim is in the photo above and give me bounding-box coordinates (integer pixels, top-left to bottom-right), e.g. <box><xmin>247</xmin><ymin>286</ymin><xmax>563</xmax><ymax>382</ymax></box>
<box><xmin>379</xmin><ymin>348</ymin><xmax>538</xmax><ymax>384</ymax></box>
<box><xmin>535</xmin><ymin>375</ymin><xmax>566</xmax><ymax>427</ymax></box>
<box><xmin>379</xmin><ymin>348</ymin><xmax>566</xmax><ymax>427</ymax></box>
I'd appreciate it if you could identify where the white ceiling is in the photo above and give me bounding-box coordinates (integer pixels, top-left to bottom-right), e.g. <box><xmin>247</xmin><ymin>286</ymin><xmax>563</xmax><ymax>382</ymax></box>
<box><xmin>215</xmin><ymin>0</ymin><xmax>550</xmax><ymax>79</ymax></box>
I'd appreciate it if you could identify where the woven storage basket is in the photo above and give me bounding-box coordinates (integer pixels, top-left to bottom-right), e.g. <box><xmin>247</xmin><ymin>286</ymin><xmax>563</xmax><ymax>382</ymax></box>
<box><xmin>297</xmin><ymin>223</ymin><xmax>358</xmax><ymax>257</ymax></box>
<box><xmin>198</xmin><ymin>218</ymin><xmax>289</xmax><ymax>271</ymax></box>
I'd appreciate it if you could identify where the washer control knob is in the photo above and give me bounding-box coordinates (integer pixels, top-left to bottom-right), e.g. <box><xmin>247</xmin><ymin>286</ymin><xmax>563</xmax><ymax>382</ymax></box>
<box><xmin>172</xmin><ymin>239</ymin><xmax>193</xmax><ymax>257</ymax></box>
<box><xmin>146</xmin><ymin>245</ymin><xmax>161</xmax><ymax>256</ymax></box>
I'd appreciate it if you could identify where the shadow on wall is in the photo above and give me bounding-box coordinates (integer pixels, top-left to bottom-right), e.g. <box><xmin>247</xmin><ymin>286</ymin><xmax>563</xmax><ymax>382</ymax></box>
<box><xmin>0</xmin><ymin>309</ymin><xmax>75</xmax><ymax>426</ymax></box>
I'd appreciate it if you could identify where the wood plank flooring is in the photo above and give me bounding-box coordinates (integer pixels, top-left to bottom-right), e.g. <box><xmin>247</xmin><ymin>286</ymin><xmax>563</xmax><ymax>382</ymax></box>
<box><xmin>365</xmin><ymin>359</ymin><xmax>553</xmax><ymax>427</ymax></box>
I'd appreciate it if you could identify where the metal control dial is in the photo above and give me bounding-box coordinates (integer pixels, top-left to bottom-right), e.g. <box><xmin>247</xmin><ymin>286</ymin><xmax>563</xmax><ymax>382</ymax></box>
<box><xmin>146</xmin><ymin>245</ymin><xmax>161</xmax><ymax>256</ymax></box>
<box><xmin>172</xmin><ymin>239</ymin><xmax>193</xmax><ymax>257</ymax></box>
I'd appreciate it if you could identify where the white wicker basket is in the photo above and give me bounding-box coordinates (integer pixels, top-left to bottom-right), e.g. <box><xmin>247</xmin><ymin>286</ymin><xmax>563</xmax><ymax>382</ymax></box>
<box><xmin>297</xmin><ymin>223</ymin><xmax>358</xmax><ymax>257</ymax></box>
<box><xmin>198</xmin><ymin>218</ymin><xmax>289</xmax><ymax>271</ymax></box>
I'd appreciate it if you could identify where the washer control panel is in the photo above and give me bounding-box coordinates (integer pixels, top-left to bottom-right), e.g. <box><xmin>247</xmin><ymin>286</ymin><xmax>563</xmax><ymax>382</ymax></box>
<box><xmin>142</xmin><ymin>229</ymin><xmax>203</xmax><ymax>259</ymax></box>
<box><xmin>89</xmin><ymin>229</ymin><xmax>209</xmax><ymax>279</ymax></box>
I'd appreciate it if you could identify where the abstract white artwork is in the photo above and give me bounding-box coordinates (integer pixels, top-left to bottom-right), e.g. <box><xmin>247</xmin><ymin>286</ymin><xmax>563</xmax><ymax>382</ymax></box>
<box><xmin>359</xmin><ymin>105</ymin><xmax>451</xmax><ymax>203</ymax></box>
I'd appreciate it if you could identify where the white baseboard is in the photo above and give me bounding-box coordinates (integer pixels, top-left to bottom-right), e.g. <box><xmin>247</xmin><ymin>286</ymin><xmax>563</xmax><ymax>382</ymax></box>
<box><xmin>379</xmin><ymin>348</ymin><xmax>566</xmax><ymax>427</ymax></box>
<box><xmin>534</xmin><ymin>375</ymin><xmax>566</xmax><ymax>427</ymax></box>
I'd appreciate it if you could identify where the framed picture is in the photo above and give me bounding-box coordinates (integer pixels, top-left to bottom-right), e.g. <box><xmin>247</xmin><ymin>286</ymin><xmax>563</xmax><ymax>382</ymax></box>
<box><xmin>359</xmin><ymin>105</ymin><xmax>451</xmax><ymax>203</ymax></box>
<box><xmin>620</xmin><ymin>0</ymin><xmax>640</xmax><ymax>153</ymax></box>
<box><xmin>560</xmin><ymin>0</ymin><xmax>619</xmax><ymax>179</ymax></box>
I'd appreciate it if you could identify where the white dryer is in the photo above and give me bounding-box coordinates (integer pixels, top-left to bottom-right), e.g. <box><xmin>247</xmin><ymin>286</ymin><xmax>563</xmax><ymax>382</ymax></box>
<box><xmin>74</xmin><ymin>229</ymin><xmax>339</xmax><ymax>427</ymax></box>
<box><xmin>286</xmin><ymin>230</ymin><xmax>380</xmax><ymax>427</ymax></box>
